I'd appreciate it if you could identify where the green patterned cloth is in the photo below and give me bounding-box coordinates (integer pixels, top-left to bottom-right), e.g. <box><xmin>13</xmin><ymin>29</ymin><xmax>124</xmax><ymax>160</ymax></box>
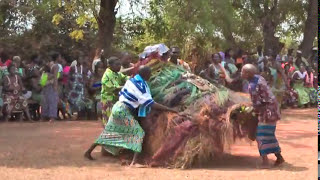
<box><xmin>306</xmin><ymin>87</ymin><xmax>317</xmax><ymax>104</ymax></box>
<box><xmin>292</xmin><ymin>80</ymin><xmax>310</xmax><ymax>106</ymax></box>
<box><xmin>101</xmin><ymin>68</ymin><xmax>129</xmax><ymax>102</ymax></box>
<box><xmin>100</xmin><ymin>68</ymin><xmax>129</xmax><ymax>125</ymax></box>
<box><xmin>95</xmin><ymin>101</ymin><xmax>145</xmax><ymax>155</ymax></box>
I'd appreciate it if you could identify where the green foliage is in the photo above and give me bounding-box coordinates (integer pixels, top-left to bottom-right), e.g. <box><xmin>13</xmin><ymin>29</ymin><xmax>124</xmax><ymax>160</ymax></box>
<box><xmin>0</xmin><ymin>0</ymin><xmax>312</xmax><ymax>60</ymax></box>
<box><xmin>69</xmin><ymin>30</ymin><xmax>84</xmax><ymax>41</ymax></box>
<box><xmin>52</xmin><ymin>14</ymin><xmax>64</xmax><ymax>25</ymax></box>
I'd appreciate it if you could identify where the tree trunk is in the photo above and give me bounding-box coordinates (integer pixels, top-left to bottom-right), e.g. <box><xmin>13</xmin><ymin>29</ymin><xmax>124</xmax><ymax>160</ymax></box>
<box><xmin>262</xmin><ymin>18</ymin><xmax>280</xmax><ymax>56</ymax></box>
<box><xmin>96</xmin><ymin>0</ymin><xmax>118</xmax><ymax>58</ymax></box>
<box><xmin>222</xmin><ymin>29</ymin><xmax>237</xmax><ymax>50</ymax></box>
<box><xmin>299</xmin><ymin>0</ymin><xmax>318</xmax><ymax>58</ymax></box>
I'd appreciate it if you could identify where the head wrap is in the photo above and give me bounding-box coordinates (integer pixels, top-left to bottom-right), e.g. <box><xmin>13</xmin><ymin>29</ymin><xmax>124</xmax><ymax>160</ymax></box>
<box><xmin>92</xmin><ymin>58</ymin><xmax>101</xmax><ymax>72</ymax></box>
<box><xmin>219</xmin><ymin>52</ymin><xmax>225</xmax><ymax>61</ymax></box>
<box><xmin>140</xmin><ymin>44</ymin><xmax>170</xmax><ymax>59</ymax></box>
<box><xmin>13</xmin><ymin>56</ymin><xmax>21</xmax><ymax>62</ymax></box>
<box><xmin>70</xmin><ymin>60</ymin><xmax>77</xmax><ymax>67</ymax></box>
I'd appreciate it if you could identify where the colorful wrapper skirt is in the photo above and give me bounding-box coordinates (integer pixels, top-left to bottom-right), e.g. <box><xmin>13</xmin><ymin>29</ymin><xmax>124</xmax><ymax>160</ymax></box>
<box><xmin>101</xmin><ymin>99</ymin><xmax>115</xmax><ymax>126</ymax></box>
<box><xmin>306</xmin><ymin>87</ymin><xmax>317</xmax><ymax>104</ymax></box>
<box><xmin>95</xmin><ymin>101</ymin><xmax>145</xmax><ymax>155</ymax></box>
<box><xmin>256</xmin><ymin>122</ymin><xmax>281</xmax><ymax>156</ymax></box>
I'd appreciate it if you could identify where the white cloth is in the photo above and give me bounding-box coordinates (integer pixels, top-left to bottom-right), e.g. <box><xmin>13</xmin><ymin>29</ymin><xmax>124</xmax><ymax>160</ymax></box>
<box><xmin>92</xmin><ymin>58</ymin><xmax>101</xmax><ymax>72</ymax></box>
<box><xmin>140</xmin><ymin>43</ymin><xmax>170</xmax><ymax>58</ymax></box>
<box><xmin>119</xmin><ymin>75</ymin><xmax>154</xmax><ymax>109</ymax></box>
<box><xmin>58</xmin><ymin>64</ymin><xmax>63</xmax><ymax>73</ymax></box>
<box><xmin>70</xmin><ymin>60</ymin><xmax>77</xmax><ymax>67</ymax></box>
<box><xmin>292</xmin><ymin>71</ymin><xmax>307</xmax><ymax>79</ymax></box>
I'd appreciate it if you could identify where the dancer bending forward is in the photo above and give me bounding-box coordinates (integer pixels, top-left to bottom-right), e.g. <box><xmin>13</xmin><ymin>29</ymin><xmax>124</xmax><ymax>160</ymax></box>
<box><xmin>84</xmin><ymin>66</ymin><xmax>178</xmax><ymax>167</ymax></box>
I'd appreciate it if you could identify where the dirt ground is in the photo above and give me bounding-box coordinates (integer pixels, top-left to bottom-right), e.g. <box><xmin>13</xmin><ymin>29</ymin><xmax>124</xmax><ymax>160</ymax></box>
<box><xmin>0</xmin><ymin>108</ymin><xmax>317</xmax><ymax>180</ymax></box>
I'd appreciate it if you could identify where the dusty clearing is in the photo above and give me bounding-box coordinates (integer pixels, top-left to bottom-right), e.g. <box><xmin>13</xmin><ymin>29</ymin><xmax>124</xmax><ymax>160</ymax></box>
<box><xmin>0</xmin><ymin>108</ymin><xmax>317</xmax><ymax>180</ymax></box>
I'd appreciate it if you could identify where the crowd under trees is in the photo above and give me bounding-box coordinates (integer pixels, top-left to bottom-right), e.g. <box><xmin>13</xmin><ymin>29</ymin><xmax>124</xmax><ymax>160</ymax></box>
<box><xmin>0</xmin><ymin>0</ymin><xmax>317</xmax><ymax>62</ymax></box>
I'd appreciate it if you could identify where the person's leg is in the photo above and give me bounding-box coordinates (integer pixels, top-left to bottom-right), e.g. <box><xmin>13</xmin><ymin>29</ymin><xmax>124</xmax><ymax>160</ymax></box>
<box><xmin>274</xmin><ymin>152</ymin><xmax>285</xmax><ymax>166</ymax></box>
<box><xmin>48</xmin><ymin>91</ymin><xmax>58</xmax><ymax>122</ymax></box>
<box><xmin>40</xmin><ymin>92</ymin><xmax>49</xmax><ymax>121</ymax></box>
<box><xmin>23</xmin><ymin>107</ymin><xmax>32</xmax><ymax>122</ymax></box>
<box><xmin>130</xmin><ymin>152</ymin><xmax>146</xmax><ymax>168</ymax></box>
<box><xmin>4</xmin><ymin>105</ymin><xmax>12</xmax><ymax>122</ymax></box>
<box><xmin>84</xmin><ymin>143</ymin><xmax>98</xmax><ymax>160</ymax></box>
<box><xmin>261</xmin><ymin>155</ymin><xmax>270</xmax><ymax>168</ymax></box>
<box><xmin>130</xmin><ymin>152</ymin><xmax>139</xmax><ymax>166</ymax></box>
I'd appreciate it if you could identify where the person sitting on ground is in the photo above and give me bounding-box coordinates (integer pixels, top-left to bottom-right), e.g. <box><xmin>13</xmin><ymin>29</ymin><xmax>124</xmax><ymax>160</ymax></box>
<box><xmin>291</xmin><ymin>65</ymin><xmax>310</xmax><ymax>108</ymax></box>
<box><xmin>241</xmin><ymin>64</ymin><xmax>284</xmax><ymax>168</ymax></box>
<box><xmin>100</xmin><ymin>57</ymin><xmax>129</xmax><ymax>126</ymax></box>
<box><xmin>84</xmin><ymin>66</ymin><xmax>179</xmax><ymax>167</ymax></box>
<box><xmin>168</xmin><ymin>47</ymin><xmax>191</xmax><ymax>72</ymax></box>
<box><xmin>3</xmin><ymin>64</ymin><xmax>32</xmax><ymax>122</ymax></box>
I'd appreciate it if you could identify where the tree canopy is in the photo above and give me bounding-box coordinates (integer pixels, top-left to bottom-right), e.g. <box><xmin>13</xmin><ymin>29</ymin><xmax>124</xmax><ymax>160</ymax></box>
<box><xmin>0</xmin><ymin>0</ymin><xmax>316</xmax><ymax>60</ymax></box>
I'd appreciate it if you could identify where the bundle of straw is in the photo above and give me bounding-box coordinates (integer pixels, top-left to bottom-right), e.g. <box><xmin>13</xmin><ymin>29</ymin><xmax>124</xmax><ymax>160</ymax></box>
<box><xmin>139</xmin><ymin>60</ymin><xmax>255</xmax><ymax>169</ymax></box>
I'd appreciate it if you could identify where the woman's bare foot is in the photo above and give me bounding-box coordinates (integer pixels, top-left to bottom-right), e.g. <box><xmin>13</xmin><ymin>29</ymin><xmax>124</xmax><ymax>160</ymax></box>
<box><xmin>84</xmin><ymin>151</ymin><xmax>95</xmax><ymax>160</ymax></box>
<box><xmin>130</xmin><ymin>163</ymin><xmax>147</xmax><ymax>168</ymax></box>
<box><xmin>257</xmin><ymin>156</ymin><xmax>271</xmax><ymax>169</ymax></box>
<box><xmin>49</xmin><ymin>119</ymin><xmax>55</xmax><ymax>123</ymax></box>
<box><xmin>274</xmin><ymin>157</ymin><xmax>285</xmax><ymax>166</ymax></box>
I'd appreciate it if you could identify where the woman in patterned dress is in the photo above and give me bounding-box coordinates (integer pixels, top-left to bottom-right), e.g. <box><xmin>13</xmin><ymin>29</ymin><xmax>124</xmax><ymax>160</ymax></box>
<box><xmin>292</xmin><ymin>65</ymin><xmax>310</xmax><ymax>107</ymax></box>
<box><xmin>99</xmin><ymin>57</ymin><xmax>129</xmax><ymax>126</ymax></box>
<box><xmin>84</xmin><ymin>66</ymin><xmax>178</xmax><ymax>167</ymax></box>
<box><xmin>3</xmin><ymin>64</ymin><xmax>31</xmax><ymax>122</ymax></box>
<box><xmin>68</xmin><ymin>55</ymin><xmax>91</xmax><ymax>118</ymax></box>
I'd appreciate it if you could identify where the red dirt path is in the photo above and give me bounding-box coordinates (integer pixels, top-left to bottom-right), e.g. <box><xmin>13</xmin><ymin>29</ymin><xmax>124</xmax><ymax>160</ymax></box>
<box><xmin>0</xmin><ymin>108</ymin><xmax>317</xmax><ymax>180</ymax></box>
